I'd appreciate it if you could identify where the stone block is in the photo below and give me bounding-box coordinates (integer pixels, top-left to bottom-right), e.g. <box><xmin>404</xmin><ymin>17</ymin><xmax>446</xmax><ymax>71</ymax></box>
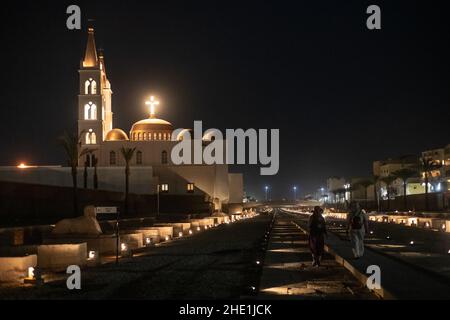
<box><xmin>0</xmin><ymin>255</ymin><xmax>37</xmax><ymax>282</ymax></box>
<box><xmin>37</xmin><ymin>243</ymin><xmax>87</xmax><ymax>271</ymax></box>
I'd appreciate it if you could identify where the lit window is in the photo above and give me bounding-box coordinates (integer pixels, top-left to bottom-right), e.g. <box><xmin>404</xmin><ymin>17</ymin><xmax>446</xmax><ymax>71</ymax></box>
<box><xmin>161</xmin><ymin>151</ymin><xmax>168</xmax><ymax>164</ymax></box>
<box><xmin>138</xmin><ymin>132</ymin><xmax>141</xmax><ymax>140</ymax></box>
<box><xmin>91</xmin><ymin>80</ymin><xmax>97</xmax><ymax>94</ymax></box>
<box><xmin>158</xmin><ymin>133</ymin><xmax>162</xmax><ymax>140</ymax></box>
<box><xmin>84</xmin><ymin>102</ymin><xmax>97</xmax><ymax>120</ymax></box>
<box><xmin>160</xmin><ymin>184</ymin><xmax>169</xmax><ymax>192</ymax></box>
<box><xmin>84</xmin><ymin>79</ymin><xmax>97</xmax><ymax>95</ymax></box>
<box><xmin>136</xmin><ymin>151</ymin><xmax>142</xmax><ymax>165</ymax></box>
<box><xmin>187</xmin><ymin>183</ymin><xmax>194</xmax><ymax>193</ymax></box>
<box><xmin>143</xmin><ymin>132</ymin><xmax>147</xmax><ymax>140</ymax></box>
<box><xmin>86</xmin><ymin>130</ymin><xmax>96</xmax><ymax>144</ymax></box>
<box><xmin>110</xmin><ymin>151</ymin><xmax>116</xmax><ymax>165</ymax></box>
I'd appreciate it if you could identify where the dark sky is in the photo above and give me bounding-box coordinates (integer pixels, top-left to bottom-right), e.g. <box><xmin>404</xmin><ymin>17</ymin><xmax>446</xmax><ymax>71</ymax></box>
<box><xmin>0</xmin><ymin>0</ymin><xmax>449</xmax><ymax>200</ymax></box>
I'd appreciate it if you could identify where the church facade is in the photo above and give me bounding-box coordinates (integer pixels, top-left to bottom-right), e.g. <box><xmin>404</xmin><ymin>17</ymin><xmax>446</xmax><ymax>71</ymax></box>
<box><xmin>0</xmin><ymin>28</ymin><xmax>243</xmax><ymax>214</ymax></box>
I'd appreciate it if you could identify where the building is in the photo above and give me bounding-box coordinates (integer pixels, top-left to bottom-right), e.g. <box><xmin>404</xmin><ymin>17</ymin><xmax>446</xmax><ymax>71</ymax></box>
<box><xmin>0</xmin><ymin>28</ymin><xmax>244</xmax><ymax>214</ymax></box>
<box><xmin>373</xmin><ymin>155</ymin><xmax>420</xmax><ymax>198</ymax></box>
<box><xmin>422</xmin><ymin>144</ymin><xmax>450</xmax><ymax>192</ymax></box>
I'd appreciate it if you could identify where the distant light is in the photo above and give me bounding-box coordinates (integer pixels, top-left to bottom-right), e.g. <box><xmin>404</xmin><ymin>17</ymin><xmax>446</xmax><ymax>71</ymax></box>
<box><xmin>442</xmin><ymin>224</ymin><xmax>446</xmax><ymax>231</ymax></box>
<box><xmin>28</xmin><ymin>267</ymin><xmax>35</xmax><ymax>279</ymax></box>
<box><xmin>178</xmin><ymin>232</ymin><xmax>183</xmax><ymax>237</ymax></box>
<box><xmin>370</xmin><ymin>231</ymin><xmax>374</xmax><ymax>235</ymax></box>
<box><xmin>197</xmin><ymin>226</ymin><xmax>201</xmax><ymax>231</ymax></box>
<box><xmin>165</xmin><ymin>235</ymin><xmax>170</xmax><ymax>241</ymax></box>
<box><xmin>256</xmin><ymin>260</ymin><xmax>261</xmax><ymax>265</ymax></box>
<box><xmin>410</xmin><ymin>241</ymin><xmax>414</xmax><ymax>245</ymax></box>
<box><xmin>250</xmin><ymin>286</ymin><xmax>256</xmax><ymax>291</ymax></box>
<box><xmin>88</xmin><ymin>251</ymin><xmax>97</xmax><ymax>260</ymax></box>
<box><xmin>425</xmin><ymin>222</ymin><xmax>430</xmax><ymax>228</ymax></box>
<box><xmin>121</xmin><ymin>243</ymin><xmax>127</xmax><ymax>252</ymax></box>
<box><xmin>188</xmin><ymin>229</ymin><xmax>193</xmax><ymax>235</ymax></box>
<box><xmin>18</xmin><ymin>163</ymin><xmax>29</xmax><ymax>169</ymax></box>
<box><xmin>386</xmin><ymin>235</ymin><xmax>391</xmax><ymax>240</ymax></box>
<box><xmin>145</xmin><ymin>237</ymin><xmax>151</xmax><ymax>245</ymax></box>
<box><xmin>204</xmin><ymin>226</ymin><xmax>208</xmax><ymax>230</ymax></box>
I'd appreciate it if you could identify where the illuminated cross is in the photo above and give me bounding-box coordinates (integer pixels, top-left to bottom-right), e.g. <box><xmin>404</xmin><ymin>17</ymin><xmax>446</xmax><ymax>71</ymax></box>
<box><xmin>145</xmin><ymin>96</ymin><xmax>160</xmax><ymax>118</ymax></box>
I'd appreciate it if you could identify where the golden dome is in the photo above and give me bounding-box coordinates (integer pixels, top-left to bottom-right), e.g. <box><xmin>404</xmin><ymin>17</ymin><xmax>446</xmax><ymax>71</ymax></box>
<box><xmin>130</xmin><ymin>118</ymin><xmax>174</xmax><ymax>141</ymax></box>
<box><xmin>105</xmin><ymin>128</ymin><xmax>129</xmax><ymax>141</ymax></box>
<box><xmin>131</xmin><ymin>118</ymin><xmax>173</xmax><ymax>131</ymax></box>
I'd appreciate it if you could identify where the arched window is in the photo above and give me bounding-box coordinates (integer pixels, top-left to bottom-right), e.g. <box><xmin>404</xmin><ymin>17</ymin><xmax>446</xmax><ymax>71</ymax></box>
<box><xmin>84</xmin><ymin>78</ymin><xmax>97</xmax><ymax>95</ymax></box>
<box><xmin>161</xmin><ymin>150</ymin><xmax>168</xmax><ymax>164</ymax></box>
<box><xmin>138</xmin><ymin>132</ymin><xmax>141</xmax><ymax>140</ymax></box>
<box><xmin>110</xmin><ymin>151</ymin><xmax>116</xmax><ymax>165</ymax></box>
<box><xmin>158</xmin><ymin>133</ymin><xmax>162</xmax><ymax>140</ymax></box>
<box><xmin>91</xmin><ymin>80</ymin><xmax>97</xmax><ymax>94</ymax></box>
<box><xmin>84</xmin><ymin>102</ymin><xmax>97</xmax><ymax>120</ymax></box>
<box><xmin>154</xmin><ymin>133</ymin><xmax>157</xmax><ymax>140</ymax></box>
<box><xmin>86</xmin><ymin>130</ymin><xmax>96</xmax><ymax>145</ymax></box>
<box><xmin>143</xmin><ymin>132</ymin><xmax>147</xmax><ymax>140</ymax></box>
<box><xmin>85</xmin><ymin>80</ymin><xmax>90</xmax><ymax>95</ymax></box>
<box><xmin>90</xmin><ymin>103</ymin><xmax>97</xmax><ymax>120</ymax></box>
<box><xmin>136</xmin><ymin>151</ymin><xmax>142</xmax><ymax>165</ymax></box>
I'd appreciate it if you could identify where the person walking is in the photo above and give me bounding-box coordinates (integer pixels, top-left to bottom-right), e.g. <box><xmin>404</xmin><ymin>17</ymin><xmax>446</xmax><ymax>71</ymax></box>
<box><xmin>346</xmin><ymin>201</ymin><xmax>369</xmax><ymax>259</ymax></box>
<box><xmin>308</xmin><ymin>206</ymin><xmax>327</xmax><ymax>267</ymax></box>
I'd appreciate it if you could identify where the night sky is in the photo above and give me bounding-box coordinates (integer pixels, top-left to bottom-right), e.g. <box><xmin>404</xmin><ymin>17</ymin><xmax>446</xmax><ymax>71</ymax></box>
<box><xmin>0</xmin><ymin>0</ymin><xmax>449</xmax><ymax>200</ymax></box>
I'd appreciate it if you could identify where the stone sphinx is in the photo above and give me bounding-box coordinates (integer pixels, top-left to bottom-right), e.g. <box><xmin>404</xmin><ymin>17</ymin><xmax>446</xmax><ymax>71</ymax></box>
<box><xmin>53</xmin><ymin>205</ymin><xmax>103</xmax><ymax>235</ymax></box>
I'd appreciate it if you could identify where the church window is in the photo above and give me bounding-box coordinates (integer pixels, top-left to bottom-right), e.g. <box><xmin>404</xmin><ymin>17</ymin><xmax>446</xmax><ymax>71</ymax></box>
<box><xmin>143</xmin><ymin>132</ymin><xmax>147</xmax><ymax>140</ymax></box>
<box><xmin>91</xmin><ymin>81</ymin><xmax>97</xmax><ymax>94</ymax></box>
<box><xmin>110</xmin><ymin>151</ymin><xmax>116</xmax><ymax>165</ymax></box>
<box><xmin>84</xmin><ymin>79</ymin><xmax>97</xmax><ymax>95</ymax></box>
<box><xmin>187</xmin><ymin>183</ymin><xmax>194</xmax><ymax>193</ymax></box>
<box><xmin>138</xmin><ymin>132</ymin><xmax>141</xmax><ymax>140</ymax></box>
<box><xmin>136</xmin><ymin>151</ymin><xmax>142</xmax><ymax>165</ymax></box>
<box><xmin>154</xmin><ymin>133</ymin><xmax>157</xmax><ymax>140</ymax></box>
<box><xmin>158</xmin><ymin>133</ymin><xmax>162</xmax><ymax>140</ymax></box>
<box><xmin>84</xmin><ymin>102</ymin><xmax>97</xmax><ymax>120</ymax></box>
<box><xmin>86</xmin><ymin>130</ymin><xmax>96</xmax><ymax>145</ymax></box>
<box><xmin>161</xmin><ymin>150</ymin><xmax>168</xmax><ymax>164</ymax></box>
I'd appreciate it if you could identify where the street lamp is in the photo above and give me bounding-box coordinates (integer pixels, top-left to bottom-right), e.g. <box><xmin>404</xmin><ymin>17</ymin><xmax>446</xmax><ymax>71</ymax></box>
<box><xmin>293</xmin><ymin>186</ymin><xmax>297</xmax><ymax>201</ymax></box>
<box><xmin>265</xmin><ymin>186</ymin><xmax>269</xmax><ymax>201</ymax></box>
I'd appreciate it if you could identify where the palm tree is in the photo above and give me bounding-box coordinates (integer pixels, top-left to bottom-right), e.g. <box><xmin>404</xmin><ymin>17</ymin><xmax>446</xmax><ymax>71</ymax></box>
<box><xmin>372</xmin><ymin>175</ymin><xmax>380</xmax><ymax>211</ymax></box>
<box><xmin>120</xmin><ymin>147</ymin><xmax>136</xmax><ymax>217</ymax></box>
<box><xmin>418</xmin><ymin>157</ymin><xmax>442</xmax><ymax>211</ymax></box>
<box><xmin>354</xmin><ymin>179</ymin><xmax>373</xmax><ymax>209</ymax></box>
<box><xmin>92</xmin><ymin>155</ymin><xmax>98</xmax><ymax>190</ymax></box>
<box><xmin>83</xmin><ymin>157</ymin><xmax>89</xmax><ymax>189</ymax></box>
<box><xmin>58</xmin><ymin>131</ymin><xmax>90</xmax><ymax>215</ymax></box>
<box><xmin>392</xmin><ymin>168</ymin><xmax>418</xmax><ymax>211</ymax></box>
<box><xmin>381</xmin><ymin>175</ymin><xmax>396</xmax><ymax>211</ymax></box>
<box><xmin>336</xmin><ymin>187</ymin><xmax>347</xmax><ymax>210</ymax></box>
<box><xmin>330</xmin><ymin>189</ymin><xmax>340</xmax><ymax>207</ymax></box>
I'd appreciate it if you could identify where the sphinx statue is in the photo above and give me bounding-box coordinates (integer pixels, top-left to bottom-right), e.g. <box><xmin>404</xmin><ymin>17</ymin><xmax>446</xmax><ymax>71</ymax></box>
<box><xmin>52</xmin><ymin>205</ymin><xmax>103</xmax><ymax>235</ymax></box>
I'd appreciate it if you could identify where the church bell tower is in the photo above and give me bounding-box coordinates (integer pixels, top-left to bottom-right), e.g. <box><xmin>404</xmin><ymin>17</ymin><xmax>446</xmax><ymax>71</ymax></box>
<box><xmin>78</xmin><ymin>28</ymin><xmax>113</xmax><ymax>161</ymax></box>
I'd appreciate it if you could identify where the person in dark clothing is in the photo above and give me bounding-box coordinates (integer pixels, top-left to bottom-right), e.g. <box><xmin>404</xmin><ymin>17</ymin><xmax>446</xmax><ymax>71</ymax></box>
<box><xmin>308</xmin><ymin>206</ymin><xmax>327</xmax><ymax>267</ymax></box>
